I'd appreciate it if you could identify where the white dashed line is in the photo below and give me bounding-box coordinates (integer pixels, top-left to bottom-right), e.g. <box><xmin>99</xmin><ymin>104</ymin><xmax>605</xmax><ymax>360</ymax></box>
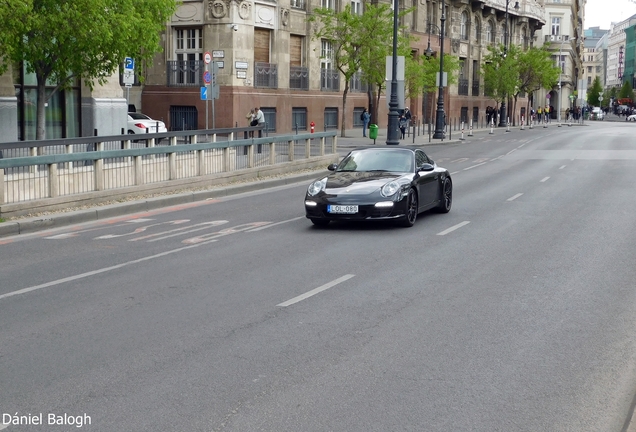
<box><xmin>507</xmin><ymin>193</ymin><xmax>523</xmax><ymax>201</ymax></box>
<box><xmin>437</xmin><ymin>221</ymin><xmax>470</xmax><ymax>236</ymax></box>
<box><xmin>277</xmin><ymin>274</ymin><xmax>355</xmax><ymax>307</ymax></box>
<box><xmin>559</xmin><ymin>165</ymin><xmax>566</xmax><ymax>169</ymax></box>
<box><xmin>463</xmin><ymin>162</ymin><xmax>488</xmax><ymax>171</ymax></box>
<box><xmin>540</xmin><ymin>177</ymin><xmax>550</xmax><ymax>182</ymax></box>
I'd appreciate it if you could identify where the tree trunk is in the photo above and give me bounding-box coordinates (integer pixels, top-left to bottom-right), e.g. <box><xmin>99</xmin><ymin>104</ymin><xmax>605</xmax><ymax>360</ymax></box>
<box><xmin>36</xmin><ymin>76</ymin><xmax>47</xmax><ymax>143</ymax></box>
<box><xmin>340</xmin><ymin>81</ymin><xmax>349</xmax><ymax>138</ymax></box>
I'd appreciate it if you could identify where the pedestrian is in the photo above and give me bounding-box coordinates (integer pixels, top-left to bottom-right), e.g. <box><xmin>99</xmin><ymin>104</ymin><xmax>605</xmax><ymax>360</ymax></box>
<box><xmin>399</xmin><ymin>114</ymin><xmax>407</xmax><ymax>139</ymax></box>
<box><xmin>246</xmin><ymin>108</ymin><xmax>255</xmax><ymax>138</ymax></box>
<box><xmin>404</xmin><ymin>107</ymin><xmax>412</xmax><ymax>127</ymax></box>
<box><xmin>254</xmin><ymin>106</ymin><xmax>265</xmax><ymax>137</ymax></box>
<box><xmin>361</xmin><ymin>108</ymin><xmax>370</xmax><ymax>137</ymax></box>
<box><xmin>537</xmin><ymin>106</ymin><xmax>543</xmax><ymax>123</ymax></box>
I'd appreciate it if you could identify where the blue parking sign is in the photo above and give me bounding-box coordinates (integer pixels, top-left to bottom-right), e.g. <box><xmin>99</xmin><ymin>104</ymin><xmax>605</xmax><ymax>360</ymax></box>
<box><xmin>200</xmin><ymin>87</ymin><xmax>208</xmax><ymax>100</ymax></box>
<box><xmin>124</xmin><ymin>57</ymin><xmax>135</xmax><ymax>70</ymax></box>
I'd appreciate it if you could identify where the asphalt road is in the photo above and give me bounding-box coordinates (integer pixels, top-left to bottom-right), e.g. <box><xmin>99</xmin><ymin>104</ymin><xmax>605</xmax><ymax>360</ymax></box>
<box><xmin>2</xmin><ymin>121</ymin><xmax>636</xmax><ymax>431</ymax></box>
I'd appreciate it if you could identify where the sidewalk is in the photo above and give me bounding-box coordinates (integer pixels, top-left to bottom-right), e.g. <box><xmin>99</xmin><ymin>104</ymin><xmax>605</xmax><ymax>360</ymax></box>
<box><xmin>336</xmin><ymin>124</ymin><xmax>489</xmax><ymax>148</ymax></box>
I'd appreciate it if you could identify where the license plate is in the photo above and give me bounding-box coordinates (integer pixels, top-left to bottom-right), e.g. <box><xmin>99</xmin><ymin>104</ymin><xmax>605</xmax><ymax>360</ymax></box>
<box><xmin>328</xmin><ymin>205</ymin><xmax>358</xmax><ymax>214</ymax></box>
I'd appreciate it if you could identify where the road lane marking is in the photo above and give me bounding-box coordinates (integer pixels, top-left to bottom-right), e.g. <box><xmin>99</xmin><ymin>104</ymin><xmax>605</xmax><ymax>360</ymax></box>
<box><xmin>94</xmin><ymin>220</ymin><xmax>190</xmax><ymax>239</ymax></box>
<box><xmin>0</xmin><ymin>238</ymin><xmax>220</xmax><ymax>302</ymax></box>
<box><xmin>246</xmin><ymin>216</ymin><xmax>304</xmax><ymax>232</ymax></box>
<box><xmin>506</xmin><ymin>148</ymin><xmax>517</xmax><ymax>155</ymax></box>
<box><xmin>559</xmin><ymin>165</ymin><xmax>566</xmax><ymax>169</ymax></box>
<box><xmin>451</xmin><ymin>158</ymin><xmax>469</xmax><ymax>163</ymax></box>
<box><xmin>540</xmin><ymin>177</ymin><xmax>550</xmax><ymax>182</ymax></box>
<box><xmin>463</xmin><ymin>162</ymin><xmax>487</xmax><ymax>171</ymax></box>
<box><xmin>491</xmin><ymin>156</ymin><xmax>505</xmax><ymax>161</ymax></box>
<box><xmin>507</xmin><ymin>193</ymin><xmax>523</xmax><ymax>201</ymax></box>
<box><xmin>436</xmin><ymin>221</ymin><xmax>470</xmax><ymax>236</ymax></box>
<box><xmin>277</xmin><ymin>274</ymin><xmax>355</xmax><ymax>307</ymax></box>
<box><xmin>450</xmin><ymin>171</ymin><xmax>459</xmax><ymax>175</ymax></box>
<box><xmin>136</xmin><ymin>221</ymin><xmax>229</xmax><ymax>242</ymax></box>
<box><xmin>0</xmin><ymin>423</ymin><xmax>8</xmax><ymax>430</ymax></box>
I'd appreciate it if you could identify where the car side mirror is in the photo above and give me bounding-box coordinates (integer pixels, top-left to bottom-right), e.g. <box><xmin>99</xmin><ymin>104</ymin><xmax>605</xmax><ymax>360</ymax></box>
<box><xmin>328</xmin><ymin>163</ymin><xmax>338</xmax><ymax>171</ymax></box>
<box><xmin>418</xmin><ymin>163</ymin><xmax>434</xmax><ymax>172</ymax></box>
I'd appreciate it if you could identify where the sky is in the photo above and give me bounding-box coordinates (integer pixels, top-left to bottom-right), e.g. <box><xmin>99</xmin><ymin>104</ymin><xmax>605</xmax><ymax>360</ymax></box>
<box><xmin>585</xmin><ymin>0</ymin><xmax>636</xmax><ymax>29</ymax></box>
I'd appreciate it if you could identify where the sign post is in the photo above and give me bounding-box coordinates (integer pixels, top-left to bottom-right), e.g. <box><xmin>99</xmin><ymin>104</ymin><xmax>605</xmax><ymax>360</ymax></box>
<box><xmin>123</xmin><ymin>57</ymin><xmax>135</xmax><ymax>109</ymax></box>
<box><xmin>203</xmin><ymin>52</ymin><xmax>212</xmax><ymax>130</ymax></box>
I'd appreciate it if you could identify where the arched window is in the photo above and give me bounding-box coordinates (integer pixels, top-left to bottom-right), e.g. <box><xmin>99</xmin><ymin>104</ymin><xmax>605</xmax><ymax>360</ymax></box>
<box><xmin>474</xmin><ymin>19</ymin><xmax>481</xmax><ymax>44</ymax></box>
<box><xmin>460</xmin><ymin>11</ymin><xmax>469</xmax><ymax>40</ymax></box>
<box><xmin>486</xmin><ymin>21</ymin><xmax>494</xmax><ymax>44</ymax></box>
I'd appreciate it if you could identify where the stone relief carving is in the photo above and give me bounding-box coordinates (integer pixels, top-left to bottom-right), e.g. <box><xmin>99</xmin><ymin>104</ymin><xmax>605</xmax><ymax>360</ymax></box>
<box><xmin>209</xmin><ymin>0</ymin><xmax>228</xmax><ymax>19</ymax></box>
<box><xmin>281</xmin><ymin>8</ymin><xmax>289</xmax><ymax>26</ymax></box>
<box><xmin>238</xmin><ymin>1</ymin><xmax>251</xmax><ymax>20</ymax></box>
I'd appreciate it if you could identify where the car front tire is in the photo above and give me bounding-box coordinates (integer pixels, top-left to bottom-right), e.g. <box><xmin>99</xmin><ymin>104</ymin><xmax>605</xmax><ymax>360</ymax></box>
<box><xmin>399</xmin><ymin>188</ymin><xmax>418</xmax><ymax>227</ymax></box>
<box><xmin>434</xmin><ymin>177</ymin><xmax>452</xmax><ymax>213</ymax></box>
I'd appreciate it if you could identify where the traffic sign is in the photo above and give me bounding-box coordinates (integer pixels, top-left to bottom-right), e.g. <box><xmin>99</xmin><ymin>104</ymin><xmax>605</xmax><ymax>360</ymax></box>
<box><xmin>204</xmin><ymin>52</ymin><xmax>212</xmax><ymax>64</ymax></box>
<box><xmin>124</xmin><ymin>57</ymin><xmax>135</xmax><ymax>70</ymax></box>
<box><xmin>546</xmin><ymin>93</ymin><xmax>551</xmax><ymax>99</ymax></box>
<box><xmin>203</xmin><ymin>71</ymin><xmax>211</xmax><ymax>85</ymax></box>
<box><xmin>200</xmin><ymin>87</ymin><xmax>208</xmax><ymax>100</ymax></box>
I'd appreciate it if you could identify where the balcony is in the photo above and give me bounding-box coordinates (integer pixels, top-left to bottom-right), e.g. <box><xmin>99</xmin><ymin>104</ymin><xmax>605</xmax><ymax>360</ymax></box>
<box><xmin>255</xmin><ymin>62</ymin><xmax>278</xmax><ymax>89</ymax></box>
<box><xmin>167</xmin><ymin>60</ymin><xmax>204</xmax><ymax>87</ymax></box>
<box><xmin>458</xmin><ymin>78</ymin><xmax>469</xmax><ymax>96</ymax></box>
<box><xmin>545</xmin><ymin>34</ymin><xmax>569</xmax><ymax>43</ymax></box>
<box><xmin>349</xmin><ymin>72</ymin><xmax>369</xmax><ymax>93</ymax></box>
<box><xmin>321</xmin><ymin>68</ymin><xmax>340</xmax><ymax>92</ymax></box>
<box><xmin>290</xmin><ymin>66</ymin><xmax>309</xmax><ymax>90</ymax></box>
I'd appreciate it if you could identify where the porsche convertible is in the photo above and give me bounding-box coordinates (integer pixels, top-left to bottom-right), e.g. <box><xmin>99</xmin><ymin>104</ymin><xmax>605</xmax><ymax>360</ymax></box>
<box><xmin>304</xmin><ymin>147</ymin><xmax>452</xmax><ymax>227</ymax></box>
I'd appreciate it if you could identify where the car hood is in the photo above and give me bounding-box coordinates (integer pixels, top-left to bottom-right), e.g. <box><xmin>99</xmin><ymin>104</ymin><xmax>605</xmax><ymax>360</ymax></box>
<box><xmin>325</xmin><ymin>172</ymin><xmax>406</xmax><ymax>194</ymax></box>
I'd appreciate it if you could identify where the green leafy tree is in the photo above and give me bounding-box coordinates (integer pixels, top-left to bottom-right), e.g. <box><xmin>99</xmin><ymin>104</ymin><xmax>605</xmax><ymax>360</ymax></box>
<box><xmin>0</xmin><ymin>0</ymin><xmax>177</xmax><ymax>140</ymax></box>
<box><xmin>482</xmin><ymin>44</ymin><xmax>520</xmax><ymax>121</ymax></box>
<box><xmin>405</xmin><ymin>50</ymin><xmax>459</xmax><ymax>123</ymax></box>
<box><xmin>515</xmin><ymin>44</ymin><xmax>560</xmax><ymax>119</ymax></box>
<box><xmin>619</xmin><ymin>80</ymin><xmax>634</xmax><ymax>101</ymax></box>
<box><xmin>587</xmin><ymin>76</ymin><xmax>603</xmax><ymax>107</ymax></box>
<box><xmin>310</xmin><ymin>4</ymin><xmax>412</xmax><ymax>136</ymax></box>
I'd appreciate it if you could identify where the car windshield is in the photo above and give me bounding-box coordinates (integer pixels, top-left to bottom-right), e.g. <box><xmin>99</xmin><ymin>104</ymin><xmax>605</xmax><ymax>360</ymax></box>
<box><xmin>128</xmin><ymin>113</ymin><xmax>151</xmax><ymax>120</ymax></box>
<box><xmin>337</xmin><ymin>150</ymin><xmax>414</xmax><ymax>173</ymax></box>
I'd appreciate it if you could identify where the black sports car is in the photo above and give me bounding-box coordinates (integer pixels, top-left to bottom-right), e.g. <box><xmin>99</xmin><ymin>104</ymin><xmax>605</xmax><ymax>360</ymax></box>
<box><xmin>304</xmin><ymin>147</ymin><xmax>452</xmax><ymax>227</ymax></box>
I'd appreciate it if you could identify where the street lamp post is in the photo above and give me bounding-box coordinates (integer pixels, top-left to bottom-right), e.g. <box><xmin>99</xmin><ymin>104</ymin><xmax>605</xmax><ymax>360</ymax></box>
<box><xmin>385</xmin><ymin>0</ymin><xmax>400</xmax><ymax>145</ymax></box>
<box><xmin>432</xmin><ymin>0</ymin><xmax>446</xmax><ymax>139</ymax></box>
<box><xmin>498</xmin><ymin>0</ymin><xmax>519</xmax><ymax>127</ymax></box>
<box><xmin>424</xmin><ymin>22</ymin><xmax>441</xmax><ymax>128</ymax></box>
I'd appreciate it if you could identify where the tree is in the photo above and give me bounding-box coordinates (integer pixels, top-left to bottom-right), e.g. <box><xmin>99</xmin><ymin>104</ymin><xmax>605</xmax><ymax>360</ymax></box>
<box><xmin>482</xmin><ymin>44</ymin><xmax>520</xmax><ymax>121</ymax></box>
<box><xmin>619</xmin><ymin>80</ymin><xmax>634</xmax><ymax>101</ymax></box>
<box><xmin>405</xmin><ymin>51</ymin><xmax>459</xmax><ymax>124</ymax></box>
<box><xmin>515</xmin><ymin>44</ymin><xmax>560</xmax><ymax>118</ymax></box>
<box><xmin>0</xmin><ymin>0</ymin><xmax>177</xmax><ymax>140</ymax></box>
<box><xmin>310</xmin><ymin>3</ymin><xmax>412</xmax><ymax>137</ymax></box>
<box><xmin>587</xmin><ymin>76</ymin><xmax>603</xmax><ymax>107</ymax></box>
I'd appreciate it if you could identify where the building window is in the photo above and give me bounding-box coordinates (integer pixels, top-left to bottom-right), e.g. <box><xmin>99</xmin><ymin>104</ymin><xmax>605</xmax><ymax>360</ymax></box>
<box><xmin>551</xmin><ymin>17</ymin><xmax>560</xmax><ymax>36</ymax></box>
<box><xmin>587</xmin><ymin>66</ymin><xmax>592</xmax><ymax>73</ymax></box>
<box><xmin>324</xmin><ymin>107</ymin><xmax>338</xmax><ymax>129</ymax></box>
<box><xmin>487</xmin><ymin>21</ymin><xmax>494</xmax><ymax>44</ymax></box>
<box><xmin>460</xmin><ymin>11</ymin><xmax>468</xmax><ymax>41</ymax></box>
<box><xmin>321</xmin><ymin>0</ymin><xmax>334</xmax><ymax>9</ymax></box>
<box><xmin>292</xmin><ymin>108</ymin><xmax>307</xmax><ymax>131</ymax></box>
<box><xmin>587</xmin><ymin>76</ymin><xmax>592</xmax><ymax>86</ymax></box>
<box><xmin>172</xmin><ymin>27</ymin><xmax>203</xmax><ymax>85</ymax></box>
<box><xmin>351</xmin><ymin>0</ymin><xmax>362</xmax><ymax>15</ymax></box>
<box><xmin>474</xmin><ymin>19</ymin><xmax>481</xmax><ymax>44</ymax></box>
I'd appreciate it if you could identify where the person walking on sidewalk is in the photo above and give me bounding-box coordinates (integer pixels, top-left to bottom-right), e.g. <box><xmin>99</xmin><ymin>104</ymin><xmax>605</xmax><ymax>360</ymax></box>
<box><xmin>399</xmin><ymin>114</ymin><xmax>407</xmax><ymax>139</ymax></box>
<box><xmin>361</xmin><ymin>108</ymin><xmax>370</xmax><ymax>137</ymax></box>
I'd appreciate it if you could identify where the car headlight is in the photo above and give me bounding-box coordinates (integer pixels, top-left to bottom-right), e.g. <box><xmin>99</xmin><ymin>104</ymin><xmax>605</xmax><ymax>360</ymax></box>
<box><xmin>381</xmin><ymin>180</ymin><xmax>400</xmax><ymax>197</ymax></box>
<box><xmin>307</xmin><ymin>177</ymin><xmax>327</xmax><ymax>196</ymax></box>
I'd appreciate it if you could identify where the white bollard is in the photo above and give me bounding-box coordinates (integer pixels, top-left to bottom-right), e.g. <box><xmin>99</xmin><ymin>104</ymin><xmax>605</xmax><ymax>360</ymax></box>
<box><xmin>468</xmin><ymin>119</ymin><xmax>473</xmax><ymax>136</ymax></box>
<box><xmin>460</xmin><ymin>122</ymin><xmax>465</xmax><ymax>140</ymax></box>
<box><xmin>520</xmin><ymin>116</ymin><xmax>525</xmax><ymax>130</ymax></box>
<box><xmin>489</xmin><ymin>118</ymin><xmax>494</xmax><ymax>134</ymax></box>
<box><xmin>505</xmin><ymin>117</ymin><xmax>510</xmax><ymax>133</ymax></box>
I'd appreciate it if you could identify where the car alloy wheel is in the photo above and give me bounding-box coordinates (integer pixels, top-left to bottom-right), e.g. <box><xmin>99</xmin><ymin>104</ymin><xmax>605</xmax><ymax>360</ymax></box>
<box><xmin>435</xmin><ymin>177</ymin><xmax>452</xmax><ymax>213</ymax></box>
<box><xmin>400</xmin><ymin>188</ymin><xmax>418</xmax><ymax>227</ymax></box>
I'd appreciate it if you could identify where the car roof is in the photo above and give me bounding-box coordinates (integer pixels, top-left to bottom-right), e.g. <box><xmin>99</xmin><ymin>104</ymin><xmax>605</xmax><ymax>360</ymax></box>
<box><xmin>348</xmin><ymin>146</ymin><xmax>417</xmax><ymax>153</ymax></box>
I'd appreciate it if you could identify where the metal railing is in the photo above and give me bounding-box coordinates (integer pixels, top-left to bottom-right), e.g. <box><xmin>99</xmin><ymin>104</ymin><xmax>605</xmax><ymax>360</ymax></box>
<box><xmin>321</xmin><ymin>69</ymin><xmax>340</xmax><ymax>91</ymax></box>
<box><xmin>0</xmin><ymin>129</ymin><xmax>337</xmax><ymax>210</ymax></box>
<box><xmin>472</xmin><ymin>82</ymin><xmax>480</xmax><ymax>96</ymax></box>
<box><xmin>255</xmin><ymin>62</ymin><xmax>278</xmax><ymax>88</ymax></box>
<box><xmin>458</xmin><ymin>79</ymin><xmax>469</xmax><ymax>96</ymax></box>
<box><xmin>166</xmin><ymin>60</ymin><xmax>205</xmax><ymax>87</ymax></box>
<box><xmin>290</xmin><ymin>66</ymin><xmax>309</xmax><ymax>90</ymax></box>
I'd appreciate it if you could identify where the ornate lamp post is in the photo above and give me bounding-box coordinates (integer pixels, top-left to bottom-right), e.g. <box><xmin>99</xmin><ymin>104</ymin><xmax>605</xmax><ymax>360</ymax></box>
<box><xmin>557</xmin><ymin>36</ymin><xmax>576</xmax><ymax>125</ymax></box>
<box><xmin>432</xmin><ymin>0</ymin><xmax>446</xmax><ymax>139</ymax></box>
<box><xmin>385</xmin><ymin>0</ymin><xmax>400</xmax><ymax>145</ymax></box>
<box><xmin>498</xmin><ymin>0</ymin><xmax>519</xmax><ymax>127</ymax></box>
<box><xmin>424</xmin><ymin>22</ymin><xmax>441</xmax><ymax>127</ymax></box>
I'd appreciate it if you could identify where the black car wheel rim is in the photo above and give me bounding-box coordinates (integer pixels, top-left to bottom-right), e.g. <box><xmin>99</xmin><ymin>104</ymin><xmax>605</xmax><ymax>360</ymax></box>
<box><xmin>443</xmin><ymin>179</ymin><xmax>452</xmax><ymax>209</ymax></box>
<box><xmin>407</xmin><ymin>190</ymin><xmax>417</xmax><ymax>223</ymax></box>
